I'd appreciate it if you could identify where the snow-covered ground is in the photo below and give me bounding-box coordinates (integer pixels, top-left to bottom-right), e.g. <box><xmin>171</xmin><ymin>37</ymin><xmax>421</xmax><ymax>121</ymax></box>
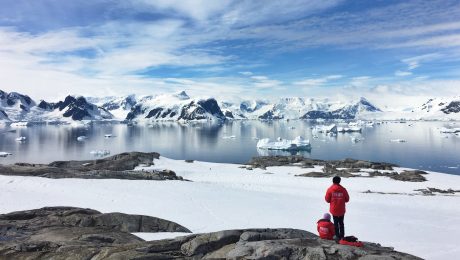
<box><xmin>0</xmin><ymin>157</ymin><xmax>459</xmax><ymax>259</ymax></box>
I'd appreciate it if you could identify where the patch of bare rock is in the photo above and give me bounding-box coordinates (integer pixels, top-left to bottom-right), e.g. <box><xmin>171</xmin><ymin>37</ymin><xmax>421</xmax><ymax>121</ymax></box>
<box><xmin>0</xmin><ymin>207</ymin><xmax>422</xmax><ymax>259</ymax></box>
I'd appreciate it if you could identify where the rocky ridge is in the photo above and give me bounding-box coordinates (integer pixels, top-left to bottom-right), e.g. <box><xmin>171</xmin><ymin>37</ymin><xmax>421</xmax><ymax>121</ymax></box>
<box><xmin>0</xmin><ymin>207</ymin><xmax>421</xmax><ymax>259</ymax></box>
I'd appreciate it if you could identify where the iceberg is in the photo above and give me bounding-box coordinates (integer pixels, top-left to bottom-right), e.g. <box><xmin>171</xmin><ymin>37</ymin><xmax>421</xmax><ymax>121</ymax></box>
<box><xmin>15</xmin><ymin>136</ymin><xmax>26</xmax><ymax>142</ymax></box>
<box><xmin>90</xmin><ymin>150</ymin><xmax>110</xmax><ymax>156</ymax></box>
<box><xmin>257</xmin><ymin>136</ymin><xmax>311</xmax><ymax>151</ymax></box>
<box><xmin>0</xmin><ymin>152</ymin><xmax>12</xmax><ymax>157</ymax></box>
<box><xmin>11</xmin><ymin>122</ymin><xmax>29</xmax><ymax>127</ymax></box>
<box><xmin>337</xmin><ymin>126</ymin><xmax>362</xmax><ymax>133</ymax></box>
<box><xmin>390</xmin><ymin>139</ymin><xmax>407</xmax><ymax>143</ymax></box>
<box><xmin>440</xmin><ymin>127</ymin><xmax>460</xmax><ymax>134</ymax></box>
<box><xmin>314</xmin><ymin>124</ymin><xmax>337</xmax><ymax>133</ymax></box>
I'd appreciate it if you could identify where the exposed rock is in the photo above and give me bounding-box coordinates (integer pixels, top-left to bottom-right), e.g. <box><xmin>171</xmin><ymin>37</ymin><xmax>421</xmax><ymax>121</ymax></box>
<box><xmin>0</xmin><ymin>152</ymin><xmax>183</xmax><ymax>181</ymax></box>
<box><xmin>390</xmin><ymin>170</ymin><xmax>427</xmax><ymax>182</ymax></box>
<box><xmin>0</xmin><ymin>208</ymin><xmax>421</xmax><ymax>259</ymax></box>
<box><xmin>248</xmin><ymin>156</ymin><xmax>396</xmax><ymax>171</ymax></box>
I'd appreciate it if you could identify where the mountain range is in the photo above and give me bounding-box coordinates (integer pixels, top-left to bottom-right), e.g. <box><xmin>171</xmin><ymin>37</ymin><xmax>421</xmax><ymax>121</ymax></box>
<box><xmin>0</xmin><ymin>89</ymin><xmax>459</xmax><ymax>123</ymax></box>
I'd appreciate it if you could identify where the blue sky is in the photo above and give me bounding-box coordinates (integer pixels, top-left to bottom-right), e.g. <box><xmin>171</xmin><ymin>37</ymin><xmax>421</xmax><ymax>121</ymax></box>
<box><xmin>0</xmin><ymin>0</ymin><xmax>460</xmax><ymax>107</ymax></box>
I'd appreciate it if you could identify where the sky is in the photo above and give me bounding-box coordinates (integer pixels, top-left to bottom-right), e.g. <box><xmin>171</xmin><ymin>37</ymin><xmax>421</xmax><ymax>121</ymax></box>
<box><xmin>0</xmin><ymin>0</ymin><xmax>460</xmax><ymax>108</ymax></box>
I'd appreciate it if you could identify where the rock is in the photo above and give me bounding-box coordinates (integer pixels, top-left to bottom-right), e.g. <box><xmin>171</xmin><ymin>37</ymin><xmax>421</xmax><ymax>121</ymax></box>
<box><xmin>391</xmin><ymin>170</ymin><xmax>427</xmax><ymax>182</ymax></box>
<box><xmin>0</xmin><ymin>152</ymin><xmax>184</xmax><ymax>181</ymax></box>
<box><xmin>0</xmin><ymin>208</ymin><xmax>422</xmax><ymax>259</ymax></box>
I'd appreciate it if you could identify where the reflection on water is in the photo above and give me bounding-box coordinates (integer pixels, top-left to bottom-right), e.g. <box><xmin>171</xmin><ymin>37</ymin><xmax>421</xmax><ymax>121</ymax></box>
<box><xmin>0</xmin><ymin>121</ymin><xmax>459</xmax><ymax>175</ymax></box>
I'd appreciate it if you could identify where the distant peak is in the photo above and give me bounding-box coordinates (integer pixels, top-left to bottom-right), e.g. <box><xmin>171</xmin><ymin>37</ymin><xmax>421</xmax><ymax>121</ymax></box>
<box><xmin>174</xmin><ymin>90</ymin><xmax>190</xmax><ymax>100</ymax></box>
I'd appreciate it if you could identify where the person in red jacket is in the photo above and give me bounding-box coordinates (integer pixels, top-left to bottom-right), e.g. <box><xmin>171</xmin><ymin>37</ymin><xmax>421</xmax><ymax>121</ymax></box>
<box><xmin>325</xmin><ymin>176</ymin><xmax>349</xmax><ymax>239</ymax></box>
<box><xmin>317</xmin><ymin>213</ymin><xmax>335</xmax><ymax>240</ymax></box>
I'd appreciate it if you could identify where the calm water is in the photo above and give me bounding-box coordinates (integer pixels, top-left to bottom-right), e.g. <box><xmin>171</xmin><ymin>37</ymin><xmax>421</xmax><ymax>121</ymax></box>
<box><xmin>0</xmin><ymin>121</ymin><xmax>459</xmax><ymax>175</ymax></box>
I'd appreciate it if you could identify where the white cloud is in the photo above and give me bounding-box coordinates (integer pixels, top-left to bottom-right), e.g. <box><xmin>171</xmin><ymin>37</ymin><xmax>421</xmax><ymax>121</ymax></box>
<box><xmin>395</xmin><ymin>70</ymin><xmax>412</xmax><ymax>77</ymax></box>
<box><xmin>293</xmin><ymin>75</ymin><xmax>342</xmax><ymax>87</ymax></box>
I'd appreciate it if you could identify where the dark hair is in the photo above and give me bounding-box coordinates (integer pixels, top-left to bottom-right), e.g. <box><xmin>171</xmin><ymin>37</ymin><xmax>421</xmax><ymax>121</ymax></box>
<box><xmin>333</xmin><ymin>176</ymin><xmax>341</xmax><ymax>184</ymax></box>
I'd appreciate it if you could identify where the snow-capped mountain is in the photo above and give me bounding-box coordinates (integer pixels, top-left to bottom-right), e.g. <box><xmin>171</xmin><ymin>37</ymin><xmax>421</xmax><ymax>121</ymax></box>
<box><xmin>409</xmin><ymin>97</ymin><xmax>460</xmax><ymax>120</ymax></box>
<box><xmin>1</xmin><ymin>89</ymin><xmax>460</xmax><ymax>123</ymax></box>
<box><xmin>0</xmin><ymin>90</ymin><xmax>113</xmax><ymax>122</ymax></box>
<box><xmin>125</xmin><ymin>91</ymin><xmax>225</xmax><ymax>122</ymax></box>
<box><xmin>0</xmin><ymin>90</ymin><xmax>36</xmax><ymax>121</ymax></box>
<box><xmin>38</xmin><ymin>96</ymin><xmax>113</xmax><ymax>121</ymax></box>
<box><xmin>301</xmin><ymin>97</ymin><xmax>381</xmax><ymax>119</ymax></box>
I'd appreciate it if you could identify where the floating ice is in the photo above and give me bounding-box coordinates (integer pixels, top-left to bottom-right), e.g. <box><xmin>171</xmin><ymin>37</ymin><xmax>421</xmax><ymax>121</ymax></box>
<box><xmin>351</xmin><ymin>137</ymin><xmax>362</xmax><ymax>143</ymax></box>
<box><xmin>0</xmin><ymin>152</ymin><xmax>12</xmax><ymax>157</ymax></box>
<box><xmin>314</xmin><ymin>124</ymin><xmax>337</xmax><ymax>133</ymax></box>
<box><xmin>11</xmin><ymin>122</ymin><xmax>29</xmax><ymax>127</ymax></box>
<box><xmin>90</xmin><ymin>150</ymin><xmax>110</xmax><ymax>156</ymax></box>
<box><xmin>337</xmin><ymin>126</ymin><xmax>362</xmax><ymax>133</ymax></box>
<box><xmin>257</xmin><ymin>136</ymin><xmax>311</xmax><ymax>151</ymax></box>
<box><xmin>439</xmin><ymin>127</ymin><xmax>460</xmax><ymax>134</ymax></box>
<box><xmin>77</xmin><ymin>136</ymin><xmax>87</xmax><ymax>142</ymax></box>
<box><xmin>390</xmin><ymin>139</ymin><xmax>407</xmax><ymax>143</ymax></box>
<box><xmin>15</xmin><ymin>136</ymin><xmax>26</xmax><ymax>142</ymax></box>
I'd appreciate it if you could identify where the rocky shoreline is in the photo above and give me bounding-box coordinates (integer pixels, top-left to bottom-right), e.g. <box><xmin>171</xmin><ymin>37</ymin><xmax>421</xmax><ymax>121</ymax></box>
<box><xmin>0</xmin><ymin>152</ymin><xmax>183</xmax><ymax>181</ymax></box>
<box><xmin>0</xmin><ymin>152</ymin><xmax>433</xmax><ymax>182</ymax></box>
<box><xmin>0</xmin><ymin>207</ymin><xmax>422</xmax><ymax>259</ymax></box>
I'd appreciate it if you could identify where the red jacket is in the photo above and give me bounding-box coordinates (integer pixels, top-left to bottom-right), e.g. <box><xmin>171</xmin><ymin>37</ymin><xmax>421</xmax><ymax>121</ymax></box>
<box><xmin>325</xmin><ymin>183</ymin><xmax>349</xmax><ymax>216</ymax></box>
<box><xmin>317</xmin><ymin>219</ymin><xmax>335</xmax><ymax>240</ymax></box>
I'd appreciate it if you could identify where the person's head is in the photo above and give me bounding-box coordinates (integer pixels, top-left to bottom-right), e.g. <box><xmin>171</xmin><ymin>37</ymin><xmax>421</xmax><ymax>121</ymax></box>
<box><xmin>333</xmin><ymin>176</ymin><xmax>341</xmax><ymax>184</ymax></box>
<box><xmin>322</xmin><ymin>213</ymin><xmax>331</xmax><ymax>221</ymax></box>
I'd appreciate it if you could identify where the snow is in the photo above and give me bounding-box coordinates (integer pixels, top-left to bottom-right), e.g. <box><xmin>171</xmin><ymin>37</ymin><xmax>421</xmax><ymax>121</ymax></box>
<box><xmin>0</xmin><ymin>157</ymin><xmax>459</xmax><ymax>259</ymax></box>
<box><xmin>257</xmin><ymin>136</ymin><xmax>311</xmax><ymax>151</ymax></box>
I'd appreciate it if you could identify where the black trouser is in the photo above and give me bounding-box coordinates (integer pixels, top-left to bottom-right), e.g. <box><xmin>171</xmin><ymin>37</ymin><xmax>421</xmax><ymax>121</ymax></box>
<box><xmin>333</xmin><ymin>215</ymin><xmax>345</xmax><ymax>239</ymax></box>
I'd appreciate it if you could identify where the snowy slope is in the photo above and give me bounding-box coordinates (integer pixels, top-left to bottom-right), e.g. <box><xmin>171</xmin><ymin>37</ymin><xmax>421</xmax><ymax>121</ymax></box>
<box><xmin>0</xmin><ymin>157</ymin><xmax>458</xmax><ymax>260</ymax></box>
<box><xmin>126</xmin><ymin>91</ymin><xmax>226</xmax><ymax>122</ymax></box>
<box><xmin>88</xmin><ymin>95</ymin><xmax>137</xmax><ymax>119</ymax></box>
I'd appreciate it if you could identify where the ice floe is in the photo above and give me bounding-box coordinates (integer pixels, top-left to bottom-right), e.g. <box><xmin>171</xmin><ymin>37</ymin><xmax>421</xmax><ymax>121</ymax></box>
<box><xmin>15</xmin><ymin>136</ymin><xmax>26</xmax><ymax>142</ymax></box>
<box><xmin>77</xmin><ymin>136</ymin><xmax>87</xmax><ymax>142</ymax></box>
<box><xmin>0</xmin><ymin>152</ymin><xmax>12</xmax><ymax>157</ymax></box>
<box><xmin>390</xmin><ymin>139</ymin><xmax>407</xmax><ymax>143</ymax></box>
<box><xmin>90</xmin><ymin>150</ymin><xmax>110</xmax><ymax>156</ymax></box>
<box><xmin>314</xmin><ymin>124</ymin><xmax>337</xmax><ymax>133</ymax></box>
<box><xmin>337</xmin><ymin>126</ymin><xmax>362</xmax><ymax>133</ymax></box>
<box><xmin>257</xmin><ymin>136</ymin><xmax>311</xmax><ymax>151</ymax></box>
<box><xmin>439</xmin><ymin>127</ymin><xmax>460</xmax><ymax>134</ymax></box>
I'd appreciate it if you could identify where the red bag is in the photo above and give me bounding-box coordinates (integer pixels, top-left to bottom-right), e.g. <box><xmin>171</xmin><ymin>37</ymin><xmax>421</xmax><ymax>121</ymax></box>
<box><xmin>339</xmin><ymin>236</ymin><xmax>363</xmax><ymax>247</ymax></box>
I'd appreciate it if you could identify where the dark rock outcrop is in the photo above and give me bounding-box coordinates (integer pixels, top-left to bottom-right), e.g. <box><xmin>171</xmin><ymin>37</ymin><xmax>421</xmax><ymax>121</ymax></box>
<box><xmin>0</xmin><ymin>152</ymin><xmax>184</xmax><ymax>181</ymax></box>
<box><xmin>441</xmin><ymin>101</ymin><xmax>460</xmax><ymax>114</ymax></box>
<box><xmin>247</xmin><ymin>156</ymin><xmax>426</xmax><ymax>182</ymax></box>
<box><xmin>248</xmin><ymin>156</ymin><xmax>396</xmax><ymax>171</ymax></box>
<box><xmin>0</xmin><ymin>207</ymin><xmax>421</xmax><ymax>259</ymax></box>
